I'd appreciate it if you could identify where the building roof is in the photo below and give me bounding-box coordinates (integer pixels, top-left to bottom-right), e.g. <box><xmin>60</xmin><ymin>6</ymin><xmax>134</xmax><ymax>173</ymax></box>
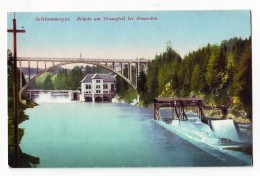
<box><xmin>92</xmin><ymin>73</ymin><xmax>103</xmax><ymax>79</ymax></box>
<box><xmin>81</xmin><ymin>73</ymin><xmax>116</xmax><ymax>83</ymax></box>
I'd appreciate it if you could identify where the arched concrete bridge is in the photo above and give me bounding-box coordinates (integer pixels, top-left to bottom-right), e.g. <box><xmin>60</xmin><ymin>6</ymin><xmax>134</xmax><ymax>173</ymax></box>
<box><xmin>17</xmin><ymin>57</ymin><xmax>149</xmax><ymax>100</ymax></box>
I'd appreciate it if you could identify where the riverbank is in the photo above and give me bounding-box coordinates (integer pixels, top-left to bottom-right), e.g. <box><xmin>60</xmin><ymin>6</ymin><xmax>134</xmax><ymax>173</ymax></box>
<box><xmin>8</xmin><ymin>98</ymin><xmax>40</xmax><ymax>167</ymax></box>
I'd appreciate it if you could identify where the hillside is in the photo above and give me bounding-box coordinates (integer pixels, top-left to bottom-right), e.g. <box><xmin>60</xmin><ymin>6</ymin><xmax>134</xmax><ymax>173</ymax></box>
<box><xmin>139</xmin><ymin>37</ymin><xmax>252</xmax><ymax>121</ymax></box>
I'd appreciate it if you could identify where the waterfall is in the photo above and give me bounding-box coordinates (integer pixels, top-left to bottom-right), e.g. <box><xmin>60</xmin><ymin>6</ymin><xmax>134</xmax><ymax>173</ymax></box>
<box><xmin>35</xmin><ymin>92</ymin><xmax>71</xmax><ymax>103</ymax></box>
<box><xmin>210</xmin><ymin>119</ymin><xmax>240</xmax><ymax>142</ymax></box>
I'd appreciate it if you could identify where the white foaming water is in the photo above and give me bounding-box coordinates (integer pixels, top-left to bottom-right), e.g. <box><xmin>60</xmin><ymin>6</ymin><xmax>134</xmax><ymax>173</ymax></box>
<box><xmin>157</xmin><ymin>114</ymin><xmax>252</xmax><ymax>165</ymax></box>
<box><xmin>170</xmin><ymin>116</ymin><xmax>219</xmax><ymax>146</ymax></box>
<box><xmin>159</xmin><ymin>113</ymin><xmax>240</xmax><ymax>145</ymax></box>
<box><xmin>210</xmin><ymin>119</ymin><xmax>240</xmax><ymax>142</ymax></box>
<box><xmin>34</xmin><ymin>93</ymin><xmax>72</xmax><ymax>103</ymax></box>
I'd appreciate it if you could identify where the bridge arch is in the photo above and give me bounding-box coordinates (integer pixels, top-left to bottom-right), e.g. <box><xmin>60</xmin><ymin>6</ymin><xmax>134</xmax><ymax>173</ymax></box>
<box><xmin>19</xmin><ymin>61</ymin><xmax>137</xmax><ymax>100</ymax></box>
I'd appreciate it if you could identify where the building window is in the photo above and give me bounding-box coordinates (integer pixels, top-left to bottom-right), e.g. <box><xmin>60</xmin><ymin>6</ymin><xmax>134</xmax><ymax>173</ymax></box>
<box><xmin>104</xmin><ymin>91</ymin><xmax>108</xmax><ymax>94</ymax></box>
<box><xmin>96</xmin><ymin>80</ymin><xmax>100</xmax><ymax>83</ymax></box>
<box><xmin>96</xmin><ymin>85</ymin><xmax>100</xmax><ymax>89</ymax></box>
<box><xmin>86</xmin><ymin>84</ymin><xmax>91</xmax><ymax>89</ymax></box>
<box><xmin>103</xmin><ymin>84</ymin><xmax>108</xmax><ymax>89</ymax></box>
<box><xmin>96</xmin><ymin>90</ymin><xmax>101</xmax><ymax>93</ymax></box>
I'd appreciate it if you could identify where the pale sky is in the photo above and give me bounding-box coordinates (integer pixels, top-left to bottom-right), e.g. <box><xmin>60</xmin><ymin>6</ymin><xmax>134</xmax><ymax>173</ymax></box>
<box><xmin>7</xmin><ymin>11</ymin><xmax>251</xmax><ymax>63</ymax></box>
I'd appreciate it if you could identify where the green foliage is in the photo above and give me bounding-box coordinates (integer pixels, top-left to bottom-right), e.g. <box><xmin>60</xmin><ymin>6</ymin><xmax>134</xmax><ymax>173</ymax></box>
<box><xmin>7</xmin><ymin>49</ymin><xmax>14</xmax><ymax>97</ymax></box>
<box><xmin>144</xmin><ymin>44</ymin><xmax>181</xmax><ymax>103</ymax></box>
<box><xmin>28</xmin><ymin>72</ymin><xmax>56</xmax><ymax>89</ymax></box>
<box><xmin>29</xmin><ymin>65</ymin><xmax>109</xmax><ymax>90</ymax></box>
<box><xmin>137</xmin><ymin>71</ymin><xmax>148</xmax><ymax>104</ymax></box>
<box><xmin>190</xmin><ymin>64</ymin><xmax>201</xmax><ymax>94</ymax></box>
<box><xmin>123</xmin><ymin>88</ymin><xmax>137</xmax><ymax>103</ymax></box>
<box><xmin>8</xmin><ymin>49</ymin><xmax>39</xmax><ymax>167</ymax></box>
<box><xmin>7</xmin><ymin>49</ymin><xmax>26</xmax><ymax>96</ymax></box>
<box><xmin>144</xmin><ymin>38</ymin><xmax>252</xmax><ymax>118</ymax></box>
<box><xmin>233</xmin><ymin>40</ymin><xmax>252</xmax><ymax>119</ymax></box>
<box><xmin>146</xmin><ymin>59</ymin><xmax>160</xmax><ymax>102</ymax></box>
<box><xmin>43</xmin><ymin>75</ymin><xmax>54</xmax><ymax>89</ymax></box>
<box><xmin>116</xmin><ymin>76</ymin><xmax>137</xmax><ymax>103</ymax></box>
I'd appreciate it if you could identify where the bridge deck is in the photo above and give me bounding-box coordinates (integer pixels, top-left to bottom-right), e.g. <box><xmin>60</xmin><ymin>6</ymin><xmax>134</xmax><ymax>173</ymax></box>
<box><xmin>17</xmin><ymin>57</ymin><xmax>149</xmax><ymax>63</ymax></box>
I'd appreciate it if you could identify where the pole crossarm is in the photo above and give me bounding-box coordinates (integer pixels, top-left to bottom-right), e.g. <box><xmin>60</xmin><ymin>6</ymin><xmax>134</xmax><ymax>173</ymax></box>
<box><xmin>8</xmin><ymin>29</ymin><xmax>26</xmax><ymax>33</ymax></box>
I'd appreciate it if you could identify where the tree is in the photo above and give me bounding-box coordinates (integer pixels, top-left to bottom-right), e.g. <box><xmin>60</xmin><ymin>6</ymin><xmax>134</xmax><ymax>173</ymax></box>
<box><xmin>7</xmin><ymin>49</ymin><xmax>26</xmax><ymax>94</ymax></box>
<box><xmin>146</xmin><ymin>59</ymin><xmax>159</xmax><ymax>102</ymax></box>
<box><xmin>115</xmin><ymin>75</ymin><xmax>137</xmax><ymax>103</ymax></box>
<box><xmin>145</xmin><ymin>43</ymin><xmax>181</xmax><ymax>102</ymax></box>
<box><xmin>7</xmin><ymin>49</ymin><xmax>14</xmax><ymax>97</ymax></box>
<box><xmin>204</xmin><ymin>45</ymin><xmax>229</xmax><ymax>103</ymax></box>
<box><xmin>137</xmin><ymin>71</ymin><xmax>148</xmax><ymax>103</ymax></box>
<box><xmin>190</xmin><ymin>64</ymin><xmax>201</xmax><ymax>94</ymax></box>
<box><xmin>171</xmin><ymin>71</ymin><xmax>180</xmax><ymax>97</ymax></box>
<box><xmin>43</xmin><ymin>75</ymin><xmax>54</xmax><ymax>89</ymax></box>
<box><xmin>233</xmin><ymin>43</ymin><xmax>252</xmax><ymax>119</ymax></box>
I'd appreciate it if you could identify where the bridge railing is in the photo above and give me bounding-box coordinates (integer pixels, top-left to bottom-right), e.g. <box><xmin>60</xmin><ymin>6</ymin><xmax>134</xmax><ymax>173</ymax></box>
<box><xmin>17</xmin><ymin>57</ymin><xmax>149</xmax><ymax>63</ymax></box>
<box><xmin>25</xmin><ymin>89</ymin><xmax>80</xmax><ymax>93</ymax></box>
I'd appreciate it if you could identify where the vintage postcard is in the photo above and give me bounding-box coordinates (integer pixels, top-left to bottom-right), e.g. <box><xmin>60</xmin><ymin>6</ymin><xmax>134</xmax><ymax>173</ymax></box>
<box><xmin>7</xmin><ymin>10</ymin><xmax>252</xmax><ymax>168</ymax></box>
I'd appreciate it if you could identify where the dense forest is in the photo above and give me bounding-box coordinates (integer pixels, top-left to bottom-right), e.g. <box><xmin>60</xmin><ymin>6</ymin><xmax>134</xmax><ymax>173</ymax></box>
<box><xmin>138</xmin><ymin>37</ymin><xmax>252</xmax><ymax>120</ymax></box>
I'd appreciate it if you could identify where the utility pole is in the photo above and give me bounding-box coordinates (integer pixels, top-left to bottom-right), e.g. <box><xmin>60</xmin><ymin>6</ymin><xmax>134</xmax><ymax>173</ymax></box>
<box><xmin>7</xmin><ymin>13</ymin><xmax>26</xmax><ymax>167</ymax></box>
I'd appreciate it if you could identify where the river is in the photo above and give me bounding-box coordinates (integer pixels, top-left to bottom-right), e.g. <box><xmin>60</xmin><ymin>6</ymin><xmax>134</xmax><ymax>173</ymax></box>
<box><xmin>19</xmin><ymin>95</ymin><xmax>252</xmax><ymax>167</ymax></box>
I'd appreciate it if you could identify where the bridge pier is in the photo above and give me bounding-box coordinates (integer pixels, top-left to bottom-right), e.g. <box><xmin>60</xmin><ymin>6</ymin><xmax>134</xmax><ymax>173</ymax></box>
<box><xmin>137</xmin><ymin>61</ymin><xmax>140</xmax><ymax>75</ymax></box>
<box><xmin>135</xmin><ymin>62</ymin><xmax>138</xmax><ymax>86</ymax></box>
<box><xmin>36</xmin><ymin>61</ymin><xmax>38</xmax><ymax>73</ymax></box>
<box><xmin>128</xmin><ymin>62</ymin><xmax>130</xmax><ymax>80</ymax></box>
<box><xmin>121</xmin><ymin>62</ymin><xmax>123</xmax><ymax>75</ymax></box>
<box><xmin>130</xmin><ymin>62</ymin><xmax>133</xmax><ymax>82</ymax></box>
<box><xmin>28</xmin><ymin>59</ymin><xmax>30</xmax><ymax>80</ymax></box>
